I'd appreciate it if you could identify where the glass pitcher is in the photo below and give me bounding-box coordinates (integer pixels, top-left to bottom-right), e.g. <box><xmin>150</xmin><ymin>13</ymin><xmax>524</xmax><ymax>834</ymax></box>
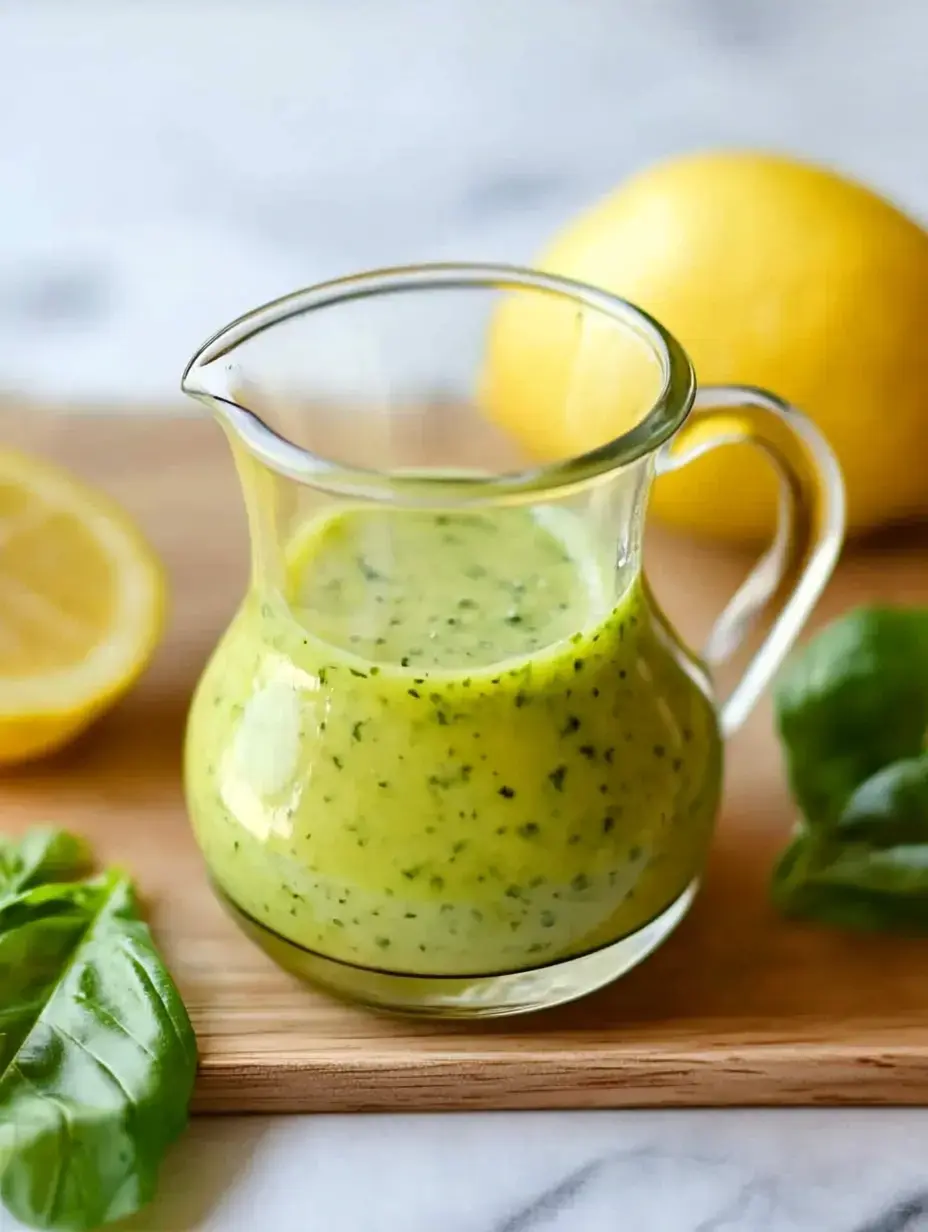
<box><xmin>181</xmin><ymin>263</ymin><xmax>843</xmax><ymax>1018</ymax></box>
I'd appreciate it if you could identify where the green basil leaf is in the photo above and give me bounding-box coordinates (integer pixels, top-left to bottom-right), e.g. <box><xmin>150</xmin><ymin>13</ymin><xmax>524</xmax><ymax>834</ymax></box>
<box><xmin>774</xmin><ymin>607</ymin><xmax>928</xmax><ymax>830</ymax></box>
<box><xmin>771</xmin><ymin>608</ymin><xmax>928</xmax><ymax>933</ymax></box>
<box><xmin>772</xmin><ymin>829</ymin><xmax>928</xmax><ymax>933</ymax></box>
<box><xmin>771</xmin><ymin>753</ymin><xmax>928</xmax><ymax>934</ymax></box>
<box><xmin>0</xmin><ymin>830</ymin><xmax>91</xmax><ymax>902</ymax></box>
<box><xmin>0</xmin><ymin>880</ymin><xmax>109</xmax><ymax>1074</ymax></box>
<box><xmin>836</xmin><ymin>756</ymin><xmax>928</xmax><ymax>846</ymax></box>
<box><xmin>0</xmin><ymin>850</ymin><xmax>197</xmax><ymax>1231</ymax></box>
<box><xmin>773</xmin><ymin>850</ymin><xmax>928</xmax><ymax>933</ymax></box>
<box><xmin>809</xmin><ymin>844</ymin><xmax>928</xmax><ymax>895</ymax></box>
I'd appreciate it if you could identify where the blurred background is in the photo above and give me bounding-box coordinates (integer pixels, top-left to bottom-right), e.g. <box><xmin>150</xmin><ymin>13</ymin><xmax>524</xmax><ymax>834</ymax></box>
<box><xmin>2</xmin><ymin>0</ymin><xmax>927</xmax><ymax>405</ymax></box>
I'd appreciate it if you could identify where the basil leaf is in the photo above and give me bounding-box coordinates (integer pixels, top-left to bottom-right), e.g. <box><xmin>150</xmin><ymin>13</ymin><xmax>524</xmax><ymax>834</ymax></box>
<box><xmin>772</xmin><ymin>843</ymin><xmax>928</xmax><ymax>933</ymax></box>
<box><xmin>772</xmin><ymin>607</ymin><xmax>928</xmax><ymax>934</ymax></box>
<box><xmin>0</xmin><ymin>830</ymin><xmax>91</xmax><ymax>902</ymax></box>
<box><xmin>774</xmin><ymin>607</ymin><xmax>928</xmax><ymax>830</ymax></box>
<box><xmin>773</xmin><ymin>827</ymin><xmax>928</xmax><ymax>934</ymax></box>
<box><xmin>0</xmin><ymin>833</ymin><xmax>197</xmax><ymax>1231</ymax></box>
<box><xmin>837</xmin><ymin>756</ymin><xmax>928</xmax><ymax>847</ymax></box>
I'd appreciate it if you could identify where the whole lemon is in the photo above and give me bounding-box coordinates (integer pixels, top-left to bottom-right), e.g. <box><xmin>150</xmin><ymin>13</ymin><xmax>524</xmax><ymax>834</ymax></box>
<box><xmin>485</xmin><ymin>151</ymin><xmax>928</xmax><ymax>540</ymax></box>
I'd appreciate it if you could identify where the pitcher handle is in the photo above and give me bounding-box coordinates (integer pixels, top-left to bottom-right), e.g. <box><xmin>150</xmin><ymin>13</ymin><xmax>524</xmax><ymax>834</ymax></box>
<box><xmin>655</xmin><ymin>385</ymin><xmax>845</xmax><ymax>739</ymax></box>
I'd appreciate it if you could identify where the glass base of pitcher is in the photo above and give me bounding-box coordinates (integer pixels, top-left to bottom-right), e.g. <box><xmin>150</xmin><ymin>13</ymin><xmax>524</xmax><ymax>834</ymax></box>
<box><xmin>214</xmin><ymin>879</ymin><xmax>698</xmax><ymax>1019</ymax></box>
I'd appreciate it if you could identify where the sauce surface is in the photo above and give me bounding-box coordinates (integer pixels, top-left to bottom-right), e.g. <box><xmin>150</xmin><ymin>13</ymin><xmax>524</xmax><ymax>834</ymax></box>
<box><xmin>186</xmin><ymin>506</ymin><xmax>721</xmax><ymax>976</ymax></box>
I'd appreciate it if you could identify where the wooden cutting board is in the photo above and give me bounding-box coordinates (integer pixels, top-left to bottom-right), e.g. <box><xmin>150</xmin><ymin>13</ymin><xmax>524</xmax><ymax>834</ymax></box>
<box><xmin>4</xmin><ymin>407</ymin><xmax>928</xmax><ymax>1112</ymax></box>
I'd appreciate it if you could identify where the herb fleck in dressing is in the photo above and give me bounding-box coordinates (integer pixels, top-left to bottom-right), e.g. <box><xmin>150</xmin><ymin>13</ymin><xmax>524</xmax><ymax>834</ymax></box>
<box><xmin>186</xmin><ymin>507</ymin><xmax>720</xmax><ymax>977</ymax></box>
<box><xmin>296</xmin><ymin>508</ymin><xmax>590</xmax><ymax>668</ymax></box>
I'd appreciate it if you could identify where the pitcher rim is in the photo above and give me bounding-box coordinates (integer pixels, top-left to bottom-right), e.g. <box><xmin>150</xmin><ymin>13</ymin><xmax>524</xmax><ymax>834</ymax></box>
<box><xmin>180</xmin><ymin>262</ymin><xmax>696</xmax><ymax>504</ymax></box>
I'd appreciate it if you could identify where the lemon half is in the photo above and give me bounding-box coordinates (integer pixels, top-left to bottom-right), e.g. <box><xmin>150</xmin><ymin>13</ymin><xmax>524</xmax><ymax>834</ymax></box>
<box><xmin>0</xmin><ymin>448</ymin><xmax>165</xmax><ymax>764</ymax></box>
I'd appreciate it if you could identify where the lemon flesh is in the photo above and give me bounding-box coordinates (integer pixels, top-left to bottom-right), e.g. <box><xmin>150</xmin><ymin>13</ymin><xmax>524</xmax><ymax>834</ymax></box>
<box><xmin>0</xmin><ymin>449</ymin><xmax>165</xmax><ymax>764</ymax></box>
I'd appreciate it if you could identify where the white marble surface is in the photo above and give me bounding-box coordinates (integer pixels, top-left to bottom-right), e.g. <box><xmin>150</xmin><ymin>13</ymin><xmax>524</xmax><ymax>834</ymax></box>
<box><xmin>8</xmin><ymin>1110</ymin><xmax>928</xmax><ymax>1231</ymax></box>
<box><xmin>60</xmin><ymin>1111</ymin><xmax>928</xmax><ymax>1230</ymax></box>
<box><xmin>3</xmin><ymin>0</ymin><xmax>928</xmax><ymax>405</ymax></box>
<box><xmin>5</xmin><ymin>2</ymin><xmax>928</xmax><ymax>1229</ymax></box>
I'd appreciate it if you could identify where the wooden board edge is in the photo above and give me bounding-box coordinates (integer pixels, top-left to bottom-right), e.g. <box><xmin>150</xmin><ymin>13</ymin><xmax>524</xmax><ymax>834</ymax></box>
<box><xmin>192</xmin><ymin>1048</ymin><xmax>928</xmax><ymax>1113</ymax></box>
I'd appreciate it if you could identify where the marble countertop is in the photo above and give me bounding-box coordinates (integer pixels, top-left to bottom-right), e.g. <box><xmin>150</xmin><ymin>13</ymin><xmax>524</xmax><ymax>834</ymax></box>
<box><xmin>3</xmin><ymin>0</ymin><xmax>928</xmax><ymax>406</ymax></box>
<box><xmin>4</xmin><ymin>2</ymin><xmax>928</xmax><ymax>1229</ymax></box>
<box><xmin>8</xmin><ymin>1109</ymin><xmax>928</xmax><ymax>1230</ymax></box>
<box><xmin>101</xmin><ymin>1111</ymin><xmax>928</xmax><ymax>1230</ymax></box>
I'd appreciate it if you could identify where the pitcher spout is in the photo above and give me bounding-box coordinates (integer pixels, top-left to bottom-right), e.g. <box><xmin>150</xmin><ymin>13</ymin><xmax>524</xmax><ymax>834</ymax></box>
<box><xmin>179</xmin><ymin>356</ymin><xmax>210</xmax><ymax>401</ymax></box>
<box><xmin>180</xmin><ymin>341</ymin><xmax>231</xmax><ymax>410</ymax></box>
<box><xmin>181</xmin><ymin>291</ymin><xmax>277</xmax><ymax>411</ymax></box>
